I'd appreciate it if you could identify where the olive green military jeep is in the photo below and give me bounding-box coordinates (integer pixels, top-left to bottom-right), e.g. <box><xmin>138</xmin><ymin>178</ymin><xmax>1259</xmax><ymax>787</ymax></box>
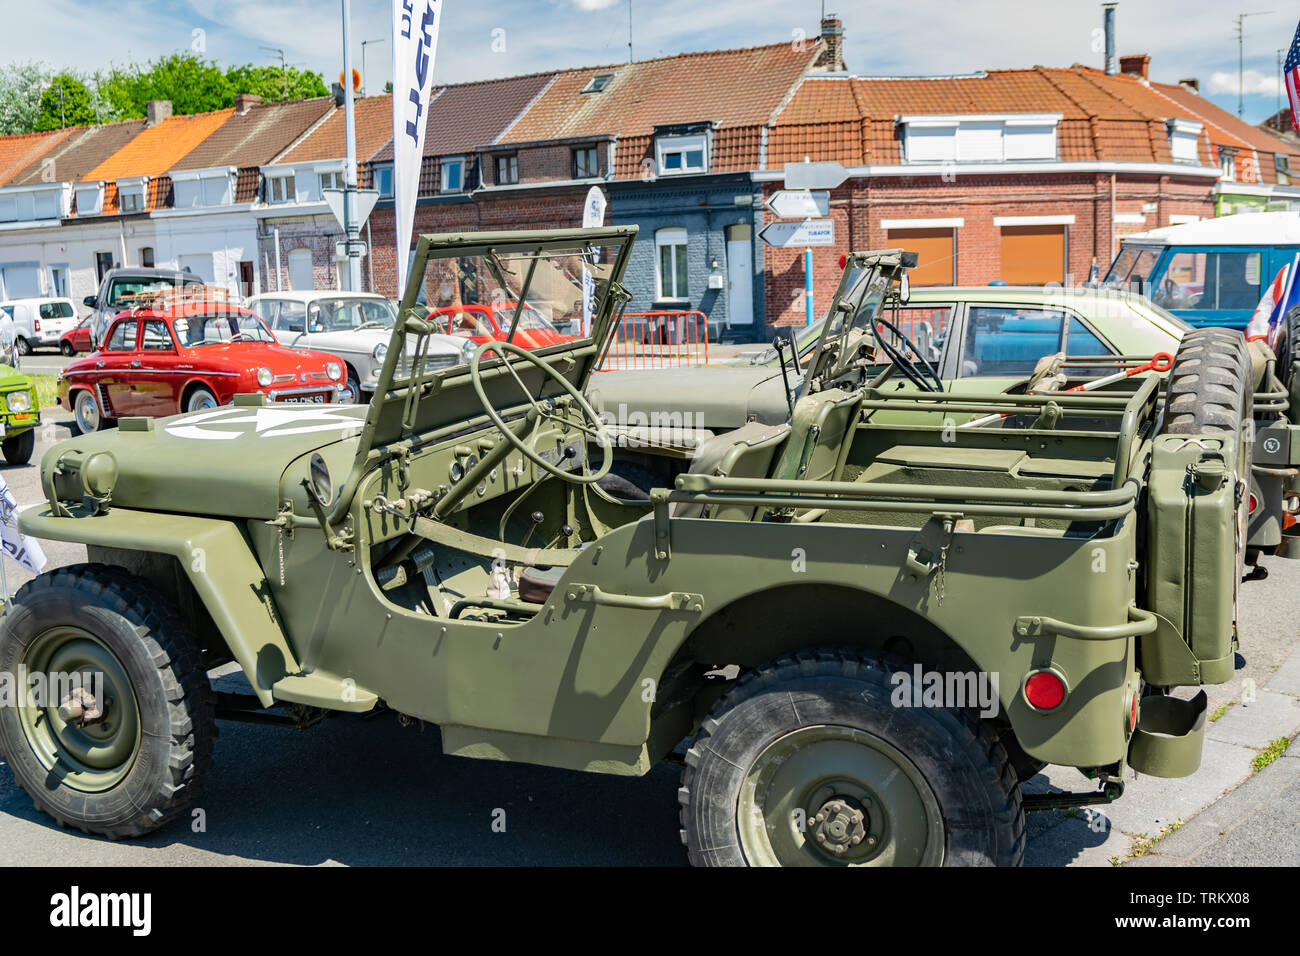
<box><xmin>0</xmin><ymin>229</ymin><xmax>1252</xmax><ymax>866</ymax></box>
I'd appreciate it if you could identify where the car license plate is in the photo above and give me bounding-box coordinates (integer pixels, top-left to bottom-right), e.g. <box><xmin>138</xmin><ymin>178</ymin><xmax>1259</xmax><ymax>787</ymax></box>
<box><xmin>282</xmin><ymin>394</ymin><xmax>327</xmax><ymax>404</ymax></box>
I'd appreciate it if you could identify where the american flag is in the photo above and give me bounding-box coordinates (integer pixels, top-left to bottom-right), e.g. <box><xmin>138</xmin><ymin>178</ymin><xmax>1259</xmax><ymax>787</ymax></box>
<box><xmin>1288</xmin><ymin>19</ymin><xmax>1300</xmax><ymax>132</ymax></box>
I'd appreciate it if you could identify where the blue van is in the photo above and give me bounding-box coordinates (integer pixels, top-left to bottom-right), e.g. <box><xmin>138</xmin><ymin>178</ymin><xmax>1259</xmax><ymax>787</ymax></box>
<box><xmin>1102</xmin><ymin>211</ymin><xmax>1300</xmax><ymax>329</ymax></box>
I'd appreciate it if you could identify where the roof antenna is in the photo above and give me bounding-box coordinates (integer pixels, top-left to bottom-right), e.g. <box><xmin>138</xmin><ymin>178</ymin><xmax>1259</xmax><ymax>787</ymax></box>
<box><xmin>628</xmin><ymin>0</ymin><xmax>633</xmax><ymax>63</ymax></box>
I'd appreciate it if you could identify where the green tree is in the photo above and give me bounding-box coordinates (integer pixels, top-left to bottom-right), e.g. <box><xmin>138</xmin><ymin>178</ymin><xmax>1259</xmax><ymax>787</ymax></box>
<box><xmin>34</xmin><ymin>74</ymin><xmax>97</xmax><ymax>131</ymax></box>
<box><xmin>0</xmin><ymin>62</ymin><xmax>51</xmax><ymax>135</ymax></box>
<box><xmin>97</xmin><ymin>53</ymin><xmax>232</xmax><ymax>118</ymax></box>
<box><xmin>223</xmin><ymin>64</ymin><xmax>329</xmax><ymax>102</ymax></box>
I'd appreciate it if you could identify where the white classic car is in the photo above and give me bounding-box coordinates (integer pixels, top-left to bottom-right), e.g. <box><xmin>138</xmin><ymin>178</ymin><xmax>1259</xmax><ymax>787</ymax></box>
<box><xmin>245</xmin><ymin>291</ymin><xmax>466</xmax><ymax>403</ymax></box>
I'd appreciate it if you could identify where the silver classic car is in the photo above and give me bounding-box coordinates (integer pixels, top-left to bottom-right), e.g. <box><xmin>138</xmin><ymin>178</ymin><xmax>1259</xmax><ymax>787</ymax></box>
<box><xmin>245</xmin><ymin>291</ymin><xmax>466</xmax><ymax>402</ymax></box>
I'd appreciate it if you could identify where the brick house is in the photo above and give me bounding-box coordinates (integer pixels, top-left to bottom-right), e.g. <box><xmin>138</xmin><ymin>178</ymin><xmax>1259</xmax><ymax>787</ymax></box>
<box><xmin>257</xmin><ymin>94</ymin><xmax>394</xmax><ymax>293</ymax></box>
<box><xmin>757</xmin><ymin>54</ymin><xmax>1300</xmax><ymax>330</ymax></box>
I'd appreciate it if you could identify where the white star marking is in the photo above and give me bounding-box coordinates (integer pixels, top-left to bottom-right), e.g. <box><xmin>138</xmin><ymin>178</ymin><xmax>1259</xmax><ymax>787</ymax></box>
<box><xmin>164</xmin><ymin>406</ymin><xmax>366</xmax><ymax>441</ymax></box>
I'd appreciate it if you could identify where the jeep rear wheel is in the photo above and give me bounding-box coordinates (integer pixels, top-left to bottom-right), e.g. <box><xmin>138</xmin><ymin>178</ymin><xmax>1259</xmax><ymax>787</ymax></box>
<box><xmin>0</xmin><ymin>565</ymin><xmax>215</xmax><ymax>839</ymax></box>
<box><xmin>678</xmin><ymin>650</ymin><xmax>1024</xmax><ymax>867</ymax></box>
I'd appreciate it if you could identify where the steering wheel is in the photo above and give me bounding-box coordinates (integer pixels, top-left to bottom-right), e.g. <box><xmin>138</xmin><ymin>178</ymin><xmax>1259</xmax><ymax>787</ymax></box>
<box><xmin>871</xmin><ymin>314</ymin><xmax>944</xmax><ymax>392</ymax></box>
<box><xmin>469</xmin><ymin>340</ymin><xmax>613</xmax><ymax>485</ymax></box>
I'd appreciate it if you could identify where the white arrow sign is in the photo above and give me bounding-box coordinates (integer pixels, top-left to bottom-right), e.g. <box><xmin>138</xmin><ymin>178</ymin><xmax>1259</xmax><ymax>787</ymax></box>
<box><xmin>784</xmin><ymin>161</ymin><xmax>849</xmax><ymax>190</ymax></box>
<box><xmin>759</xmin><ymin>219</ymin><xmax>836</xmax><ymax>248</ymax></box>
<box><xmin>766</xmin><ymin>189</ymin><xmax>830</xmax><ymax>219</ymax></box>
<box><xmin>322</xmin><ymin>188</ymin><xmax>381</xmax><ymax>232</ymax></box>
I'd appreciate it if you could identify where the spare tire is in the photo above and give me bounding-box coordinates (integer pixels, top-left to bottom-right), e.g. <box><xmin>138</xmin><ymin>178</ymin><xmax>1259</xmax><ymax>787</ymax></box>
<box><xmin>1161</xmin><ymin>326</ymin><xmax>1254</xmax><ymax>574</ymax></box>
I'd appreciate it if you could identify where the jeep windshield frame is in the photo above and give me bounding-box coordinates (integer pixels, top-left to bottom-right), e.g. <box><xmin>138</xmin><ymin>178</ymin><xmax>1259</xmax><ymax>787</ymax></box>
<box><xmin>336</xmin><ymin>227</ymin><xmax>636</xmax><ymax>516</ymax></box>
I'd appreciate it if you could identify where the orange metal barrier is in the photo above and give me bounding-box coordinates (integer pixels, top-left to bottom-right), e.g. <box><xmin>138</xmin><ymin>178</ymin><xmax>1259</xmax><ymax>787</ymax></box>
<box><xmin>597</xmin><ymin>311</ymin><xmax>711</xmax><ymax>371</ymax></box>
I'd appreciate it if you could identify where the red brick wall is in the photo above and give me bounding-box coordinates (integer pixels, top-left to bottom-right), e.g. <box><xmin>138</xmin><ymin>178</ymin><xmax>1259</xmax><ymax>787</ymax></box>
<box><xmin>761</xmin><ymin>173</ymin><xmax>1215</xmax><ymax>329</ymax></box>
<box><xmin>364</xmin><ymin>186</ymin><xmax>606</xmax><ymax>298</ymax></box>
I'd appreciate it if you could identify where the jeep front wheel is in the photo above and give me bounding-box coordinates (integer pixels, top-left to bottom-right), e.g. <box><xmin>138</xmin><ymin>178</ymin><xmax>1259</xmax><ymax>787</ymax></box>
<box><xmin>678</xmin><ymin>650</ymin><xmax>1024</xmax><ymax>866</ymax></box>
<box><xmin>0</xmin><ymin>564</ymin><xmax>215</xmax><ymax>839</ymax></box>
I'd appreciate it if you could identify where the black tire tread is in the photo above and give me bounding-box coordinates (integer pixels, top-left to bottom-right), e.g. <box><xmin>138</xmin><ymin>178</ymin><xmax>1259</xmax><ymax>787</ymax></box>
<box><xmin>1163</xmin><ymin>327</ymin><xmax>1252</xmax><ymax>436</ymax></box>
<box><xmin>677</xmin><ymin>647</ymin><xmax>1025</xmax><ymax>867</ymax></box>
<box><xmin>2</xmin><ymin>563</ymin><xmax>215</xmax><ymax>839</ymax></box>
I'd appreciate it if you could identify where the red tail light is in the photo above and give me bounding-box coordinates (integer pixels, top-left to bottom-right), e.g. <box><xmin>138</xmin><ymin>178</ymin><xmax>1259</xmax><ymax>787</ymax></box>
<box><xmin>1128</xmin><ymin>692</ymin><xmax>1139</xmax><ymax>733</ymax></box>
<box><xmin>1024</xmin><ymin>671</ymin><xmax>1066</xmax><ymax>711</ymax></box>
<box><xmin>838</xmin><ymin>254</ymin><xmax>848</xmax><ymax>270</ymax></box>
<box><xmin>33</xmin><ymin>318</ymin><xmax>41</xmax><ymax>332</ymax></box>
<box><xmin>1248</xmin><ymin>493</ymin><xmax>1258</xmax><ymax>515</ymax></box>
<box><xmin>1286</xmin><ymin>512</ymin><xmax>1298</xmax><ymax>531</ymax></box>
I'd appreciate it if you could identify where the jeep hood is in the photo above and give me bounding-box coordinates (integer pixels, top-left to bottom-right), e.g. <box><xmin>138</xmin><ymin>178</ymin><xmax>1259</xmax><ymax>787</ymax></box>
<box><xmin>38</xmin><ymin>404</ymin><xmax>368</xmax><ymax>520</ymax></box>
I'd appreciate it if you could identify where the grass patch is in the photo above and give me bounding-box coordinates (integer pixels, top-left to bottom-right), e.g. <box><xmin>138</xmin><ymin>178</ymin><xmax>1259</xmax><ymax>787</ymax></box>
<box><xmin>1251</xmin><ymin>736</ymin><xmax>1291</xmax><ymax>773</ymax></box>
<box><xmin>1208</xmin><ymin>702</ymin><xmax>1234</xmax><ymax>723</ymax></box>
<box><xmin>31</xmin><ymin>374</ymin><xmax>59</xmax><ymax>409</ymax></box>
<box><xmin>1127</xmin><ymin>818</ymin><xmax>1184</xmax><ymax>859</ymax></box>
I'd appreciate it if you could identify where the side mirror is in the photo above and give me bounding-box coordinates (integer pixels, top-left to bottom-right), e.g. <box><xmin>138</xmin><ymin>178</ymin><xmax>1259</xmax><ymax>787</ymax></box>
<box><xmin>83</xmin><ymin>295</ymin><xmax>97</xmax><ymax>309</ymax></box>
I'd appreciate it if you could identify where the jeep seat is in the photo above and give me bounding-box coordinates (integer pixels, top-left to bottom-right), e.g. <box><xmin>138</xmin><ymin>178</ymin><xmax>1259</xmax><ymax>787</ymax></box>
<box><xmin>673</xmin><ymin>421</ymin><xmax>790</xmax><ymax>519</ymax></box>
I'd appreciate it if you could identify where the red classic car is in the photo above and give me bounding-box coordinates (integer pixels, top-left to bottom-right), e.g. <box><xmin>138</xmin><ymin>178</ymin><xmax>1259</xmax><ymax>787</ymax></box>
<box><xmin>427</xmin><ymin>303</ymin><xmax>576</xmax><ymax>351</ymax></box>
<box><xmin>58</xmin><ymin>300</ymin><xmax>345</xmax><ymax>433</ymax></box>
<box><xmin>60</xmin><ymin>315</ymin><xmax>93</xmax><ymax>355</ymax></box>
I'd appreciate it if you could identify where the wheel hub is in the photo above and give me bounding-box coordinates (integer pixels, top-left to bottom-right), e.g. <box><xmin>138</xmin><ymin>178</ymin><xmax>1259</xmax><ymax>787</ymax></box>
<box><xmin>811</xmin><ymin>797</ymin><xmax>869</xmax><ymax>854</ymax></box>
<box><xmin>57</xmin><ymin>687</ymin><xmax>107</xmax><ymax>727</ymax></box>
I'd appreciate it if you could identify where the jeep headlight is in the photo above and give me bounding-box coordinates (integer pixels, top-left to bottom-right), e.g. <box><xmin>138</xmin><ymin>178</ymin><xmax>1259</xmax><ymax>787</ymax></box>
<box><xmin>326</xmin><ymin>361</ymin><xmax>342</xmax><ymax>381</ymax></box>
<box><xmin>372</xmin><ymin>343</ymin><xmax>387</xmax><ymax>362</ymax></box>
<box><xmin>256</xmin><ymin>367</ymin><xmax>273</xmax><ymax>387</ymax></box>
<box><xmin>6</xmin><ymin>390</ymin><xmax>31</xmax><ymax>412</ymax></box>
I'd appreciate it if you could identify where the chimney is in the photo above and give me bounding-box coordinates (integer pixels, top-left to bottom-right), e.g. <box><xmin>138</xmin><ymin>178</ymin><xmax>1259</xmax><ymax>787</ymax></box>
<box><xmin>1179</xmin><ymin>77</ymin><xmax>1199</xmax><ymax>93</ymax></box>
<box><xmin>145</xmin><ymin>100</ymin><xmax>172</xmax><ymax>126</ymax></box>
<box><xmin>820</xmin><ymin>15</ymin><xmax>845</xmax><ymax>72</ymax></box>
<box><xmin>1119</xmin><ymin>54</ymin><xmax>1150</xmax><ymax>80</ymax></box>
<box><xmin>1103</xmin><ymin>3</ymin><xmax>1118</xmax><ymax>75</ymax></box>
<box><xmin>233</xmin><ymin>93</ymin><xmax>261</xmax><ymax>114</ymax></box>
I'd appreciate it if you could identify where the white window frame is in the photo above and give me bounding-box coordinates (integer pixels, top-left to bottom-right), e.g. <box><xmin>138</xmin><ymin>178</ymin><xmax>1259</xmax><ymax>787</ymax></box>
<box><xmin>117</xmin><ymin>176</ymin><xmax>148</xmax><ymax>214</ymax></box>
<box><xmin>266</xmin><ymin>173</ymin><xmax>296</xmax><ymax>204</ymax></box>
<box><xmin>655</xmin><ymin>228</ymin><xmax>690</xmax><ymax>302</ymax></box>
<box><xmin>373</xmin><ymin>163</ymin><xmax>394</xmax><ymax>197</ymax></box>
<box><xmin>441</xmin><ymin>157</ymin><xmax>465</xmax><ymax>193</ymax></box>
<box><xmin>582</xmin><ymin>73</ymin><xmax>614</xmax><ymax>94</ymax></box>
<box><xmin>656</xmin><ymin>135</ymin><xmax>709</xmax><ymax>176</ymax></box>
<box><xmin>1219</xmin><ymin>148</ymin><xmax>1236</xmax><ymax>182</ymax></box>
<box><xmin>1166</xmin><ymin>118</ymin><xmax>1203</xmax><ymax>165</ymax></box>
<box><xmin>495</xmin><ymin>154</ymin><xmax>518</xmax><ymax>185</ymax></box>
<box><xmin>899</xmin><ymin>113</ymin><xmax>1061</xmax><ymax>164</ymax></box>
<box><xmin>317</xmin><ymin>168</ymin><xmax>345</xmax><ymax>194</ymax></box>
<box><xmin>74</xmin><ymin>182</ymin><xmax>104</xmax><ymax>216</ymax></box>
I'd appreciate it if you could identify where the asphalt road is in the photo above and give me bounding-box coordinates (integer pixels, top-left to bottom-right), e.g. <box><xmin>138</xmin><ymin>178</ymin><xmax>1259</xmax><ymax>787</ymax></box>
<box><xmin>0</xmin><ymin>411</ymin><xmax>1296</xmax><ymax>866</ymax></box>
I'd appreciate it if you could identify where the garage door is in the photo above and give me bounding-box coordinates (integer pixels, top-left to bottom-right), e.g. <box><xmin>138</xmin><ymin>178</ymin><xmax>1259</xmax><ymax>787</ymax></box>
<box><xmin>0</xmin><ymin>265</ymin><xmax>40</xmax><ymax>299</ymax></box>
<box><xmin>999</xmin><ymin>225</ymin><xmax>1066</xmax><ymax>285</ymax></box>
<box><xmin>887</xmin><ymin>229</ymin><xmax>954</xmax><ymax>286</ymax></box>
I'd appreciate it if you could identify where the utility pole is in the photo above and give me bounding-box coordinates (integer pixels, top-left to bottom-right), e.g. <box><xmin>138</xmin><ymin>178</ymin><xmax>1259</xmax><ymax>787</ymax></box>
<box><xmin>1234</xmin><ymin>11</ymin><xmax>1274</xmax><ymax>117</ymax></box>
<box><xmin>1279</xmin><ymin>48</ymin><xmax>1285</xmax><ymax>125</ymax></box>
<box><xmin>360</xmin><ymin>37</ymin><xmax>385</xmax><ymax>96</ymax></box>
<box><xmin>341</xmin><ymin>0</ymin><xmax>363</xmax><ymax>293</ymax></box>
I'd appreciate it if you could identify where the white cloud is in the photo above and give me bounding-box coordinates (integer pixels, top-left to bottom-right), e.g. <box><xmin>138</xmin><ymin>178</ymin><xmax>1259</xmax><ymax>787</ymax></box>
<box><xmin>1207</xmin><ymin>69</ymin><xmax>1283</xmax><ymax>97</ymax></box>
<box><xmin>570</xmin><ymin>0</ymin><xmax>623</xmax><ymax>9</ymax></box>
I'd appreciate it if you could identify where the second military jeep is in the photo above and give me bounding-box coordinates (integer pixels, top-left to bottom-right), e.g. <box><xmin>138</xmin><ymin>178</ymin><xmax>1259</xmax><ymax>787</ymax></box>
<box><xmin>0</xmin><ymin>229</ymin><xmax>1252</xmax><ymax>866</ymax></box>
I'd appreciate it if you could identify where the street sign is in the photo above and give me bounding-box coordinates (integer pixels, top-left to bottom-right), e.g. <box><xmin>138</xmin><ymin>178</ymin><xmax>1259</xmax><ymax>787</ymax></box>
<box><xmin>322</xmin><ymin>188</ymin><xmax>381</xmax><ymax>231</ymax></box>
<box><xmin>759</xmin><ymin>218</ymin><xmax>836</xmax><ymax>248</ymax></box>
<box><xmin>766</xmin><ymin>189</ymin><xmax>830</xmax><ymax>219</ymax></box>
<box><xmin>784</xmin><ymin>161</ymin><xmax>849</xmax><ymax>190</ymax></box>
<box><xmin>335</xmin><ymin>240</ymin><xmax>369</xmax><ymax>259</ymax></box>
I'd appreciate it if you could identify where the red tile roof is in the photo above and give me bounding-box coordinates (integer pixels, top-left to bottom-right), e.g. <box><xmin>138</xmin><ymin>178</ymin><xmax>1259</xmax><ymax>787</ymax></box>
<box><xmin>170</xmin><ymin>98</ymin><xmax>333</xmax><ymax>171</ymax></box>
<box><xmin>499</xmin><ymin>41</ymin><xmax>822</xmax><ymax>176</ymax></box>
<box><xmin>0</xmin><ymin>129</ymin><xmax>72</xmax><ymax>187</ymax></box>
<box><xmin>7</xmin><ymin>120</ymin><xmax>148</xmax><ymax>186</ymax></box>
<box><xmin>279</xmin><ymin>95</ymin><xmax>392</xmax><ymax>165</ymax></box>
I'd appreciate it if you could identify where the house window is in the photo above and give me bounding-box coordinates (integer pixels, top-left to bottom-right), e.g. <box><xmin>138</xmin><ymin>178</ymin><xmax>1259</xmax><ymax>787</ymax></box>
<box><xmin>582</xmin><ymin>73</ymin><xmax>614</xmax><ymax>94</ymax></box>
<box><xmin>267</xmin><ymin>174</ymin><xmax>296</xmax><ymax>204</ymax></box>
<box><xmin>120</xmin><ymin>190</ymin><xmax>143</xmax><ymax>213</ymax></box>
<box><xmin>373</xmin><ymin>164</ymin><xmax>394</xmax><ymax>197</ymax></box>
<box><xmin>1219</xmin><ymin>148</ymin><xmax>1236</xmax><ymax>182</ymax></box>
<box><xmin>139</xmin><ymin>247</ymin><xmax>155</xmax><ymax>268</ymax></box>
<box><xmin>573</xmin><ymin>147</ymin><xmax>599</xmax><ymax>179</ymax></box>
<box><xmin>655</xmin><ymin>228</ymin><xmax>689</xmax><ymax>301</ymax></box>
<box><xmin>900</xmin><ymin>114</ymin><xmax>1061</xmax><ymax>164</ymax></box>
<box><xmin>48</xmin><ymin>265</ymin><xmax>69</xmax><ymax>298</ymax></box>
<box><xmin>1276</xmin><ymin>154</ymin><xmax>1291</xmax><ymax>186</ymax></box>
<box><xmin>318</xmin><ymin>170</ymin><xmax>344</xmax><ymax>193</ymax></box>
<box><xmin>95</xmin><ymin>252</ymin><xmax>113</xmax><ymax>282</ymax></box>
<box><xmin>495</xmin><ymin>155</ymin><xmax>518</xmax><ymax>185</ymax></box>
<box><xmin>441</xmin><ymin>158</ymin><xmax>465</xmax><ymax>193</ymax></box>
<box><xmin>656</xmin><ymin>135</ymin><xmax>708</xmax><ymax>176</ymax></box>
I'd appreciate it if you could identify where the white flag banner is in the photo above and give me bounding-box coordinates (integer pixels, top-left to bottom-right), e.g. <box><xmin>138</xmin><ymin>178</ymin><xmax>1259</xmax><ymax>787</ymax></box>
<box><xmin>392</xmin><ymin>0</ymin><xmax>444</xmax><ymax>296</ymax></box>
<box><xmin>581</xmin><ymin>186</ymin><xmax>607</xmax><ymax>337</ymax></box>
<box><xmin>0</xmin><ymin>474</ymin><xmax>45</xmax><ymax>575</ymax></box>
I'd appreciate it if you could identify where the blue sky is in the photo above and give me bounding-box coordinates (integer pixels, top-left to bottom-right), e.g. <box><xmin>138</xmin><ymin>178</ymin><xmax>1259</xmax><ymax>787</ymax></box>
<box><xmin>5</xmin><ymin>0</ymin><xmax>1297</xmax><ymax>124</ymax></box>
